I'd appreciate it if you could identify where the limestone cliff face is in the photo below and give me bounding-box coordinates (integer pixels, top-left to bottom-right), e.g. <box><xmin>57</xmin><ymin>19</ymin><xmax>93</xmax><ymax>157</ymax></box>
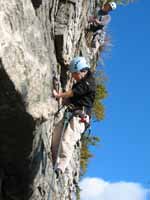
<box><xmin>0</xmin><ymin>0</ymin><xmax>97</xmax><ymax>199</ymax></box>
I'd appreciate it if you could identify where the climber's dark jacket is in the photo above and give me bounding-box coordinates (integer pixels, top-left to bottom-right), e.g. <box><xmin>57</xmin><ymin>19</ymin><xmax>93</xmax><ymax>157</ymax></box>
<box><xmin>69</xmin><ymin>70</ymin><xmax>96</xmax><ymax>115</ymax></box>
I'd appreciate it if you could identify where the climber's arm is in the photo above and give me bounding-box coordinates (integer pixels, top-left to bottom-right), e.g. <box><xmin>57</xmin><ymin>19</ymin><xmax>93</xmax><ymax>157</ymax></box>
<box><xmin>53</xmin><ymin>89</ymin><xmax>73</xmax><ymax>99</ymax></box>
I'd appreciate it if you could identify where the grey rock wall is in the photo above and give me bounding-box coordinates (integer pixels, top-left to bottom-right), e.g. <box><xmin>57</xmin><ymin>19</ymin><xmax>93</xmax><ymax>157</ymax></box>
<box><xmin>0</xmin><ymin>0</ymin><xmax>97</xmax><ymax>199</ymax></box>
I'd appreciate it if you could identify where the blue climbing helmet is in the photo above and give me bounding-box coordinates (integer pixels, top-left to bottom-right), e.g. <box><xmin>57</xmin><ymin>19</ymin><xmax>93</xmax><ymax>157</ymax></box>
<box><xmin>69</xmin><ymin>57</ymin><xmax>90</xmax><ymax>73</ymax></box>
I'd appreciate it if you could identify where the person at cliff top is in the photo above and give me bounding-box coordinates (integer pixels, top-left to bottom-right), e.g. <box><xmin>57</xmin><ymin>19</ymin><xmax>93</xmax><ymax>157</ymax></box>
<box><xmin>52</xmin><ymin>56</ymin><xmax>96</xmax><ymax>177</ymax></box>
<box><xmin>88</xmin><ymin>1</ymin><xmax>117</xmax><ymax>33</ymax></box>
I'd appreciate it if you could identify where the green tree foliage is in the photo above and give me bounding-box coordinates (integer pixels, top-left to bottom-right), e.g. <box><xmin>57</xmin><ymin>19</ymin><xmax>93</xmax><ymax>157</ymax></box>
<box><xmin>93</xmin><ymin>83</ymin><xmax>107</xmax><ymax>120</ymax></box>
<box><xmin>93</xmin><ymin>70</ymin><xmax>108</xmax><ymax>120</ymax></box>
<box><xmin>80</xmin><ymin>133</ymin><xmax>100</xmax><ymax>177</ymax></box>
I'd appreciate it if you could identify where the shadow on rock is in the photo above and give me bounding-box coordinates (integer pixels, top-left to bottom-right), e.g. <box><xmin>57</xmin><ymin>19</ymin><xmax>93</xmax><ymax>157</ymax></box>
<box><xmin>31</xmin><ymin>0</ymin><xmax>42</xmax><ymax>9</ymax></box>
<box><xmin>0</xmin><ymin>58</ymin><xmax>36</xmax><ymax>200</ymax></box>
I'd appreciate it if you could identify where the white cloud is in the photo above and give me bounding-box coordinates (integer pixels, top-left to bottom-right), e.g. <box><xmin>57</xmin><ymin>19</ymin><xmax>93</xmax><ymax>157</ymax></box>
<box><xmin>80</xmin><ymin>177</ymin><xmax>149</xmax><ymax>200</ymax></box>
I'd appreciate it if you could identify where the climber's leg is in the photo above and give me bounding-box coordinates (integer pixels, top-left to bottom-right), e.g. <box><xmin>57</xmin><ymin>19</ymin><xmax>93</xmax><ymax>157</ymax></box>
<box><xmin>51</xmin><ymin>118</ymin><xmax>64</xmax><ymax>166</ymax></box>
<box><xmin>57</xmin><ymin>116</ymin><xmax>85</xmax><ymax>173</ymax></box>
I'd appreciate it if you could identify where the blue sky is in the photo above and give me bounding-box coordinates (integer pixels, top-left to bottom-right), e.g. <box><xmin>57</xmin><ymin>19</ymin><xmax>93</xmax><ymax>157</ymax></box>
<box><xmin>81</xmin><ymin>0</ymin><xmax>150</xmax><ymax>199</ymax></box>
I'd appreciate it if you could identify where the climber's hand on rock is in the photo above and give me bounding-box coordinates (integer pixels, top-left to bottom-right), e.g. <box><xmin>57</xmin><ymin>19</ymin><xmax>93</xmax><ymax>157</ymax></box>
<box><xmin>53</xmin><ymin>89</ymin><xmax>73</xmax><ymax>99</ymax></box>
<box><xmin>53</xmin><ymin>89</ymin><xmax>60</xmax><ymax>98</ymax></box>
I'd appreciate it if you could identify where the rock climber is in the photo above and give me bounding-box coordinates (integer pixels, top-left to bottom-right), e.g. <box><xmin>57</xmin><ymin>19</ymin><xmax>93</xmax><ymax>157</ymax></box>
<box><xmin>88</xmin><ymin>1</ymin><xmax>117</xmax><ymax>33</ymax></box>
<box><xmin>88</xmin><ymin>1</ymin><xmax>117</xmax><ymax>54</ymax></box>
<box><xmin>51</xmin><ymin>56</ymin><xmax>96</xmax><ymax>178</ymax></box>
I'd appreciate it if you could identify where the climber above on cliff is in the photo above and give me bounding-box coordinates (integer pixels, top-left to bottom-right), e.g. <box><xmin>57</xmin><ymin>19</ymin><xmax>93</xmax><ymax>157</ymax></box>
<box><xmin>51</xmin><ymin>57</ymin><xmax>96</xmax><ymax>178</ymax></box>
<box><xmin>88</xmin><ymin>1</ymin><xmax>117</xmax><ymax>33</ymax></box>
